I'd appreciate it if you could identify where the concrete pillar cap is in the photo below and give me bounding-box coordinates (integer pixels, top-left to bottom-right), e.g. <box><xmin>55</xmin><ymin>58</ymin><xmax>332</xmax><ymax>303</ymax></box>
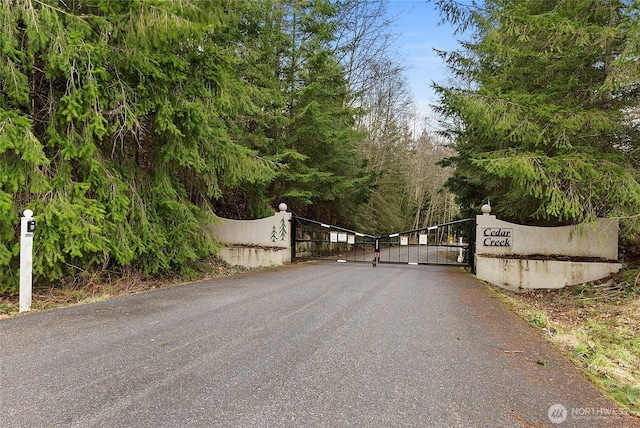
<box><xmin>278</xmin><ymin>203</ymin><xmax>288</xmax><ymax>212</ymax></box>
<box><xmin>481</xmin><ymin>204</ymin><xmax>492</xmax><ymax>215</ymax></box>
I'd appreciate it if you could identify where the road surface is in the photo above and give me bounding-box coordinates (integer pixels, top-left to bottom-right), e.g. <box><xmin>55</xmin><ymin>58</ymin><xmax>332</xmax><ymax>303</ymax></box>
<box><xmin>0</xmin><ymin>263</ymin><xmax>635</xmax><ymax>427</ymax></box>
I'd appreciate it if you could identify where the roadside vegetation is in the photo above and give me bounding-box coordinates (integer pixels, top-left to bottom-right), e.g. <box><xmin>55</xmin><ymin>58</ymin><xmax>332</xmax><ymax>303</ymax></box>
<box><xmin>0</xmin><ymin>256</ymin><xmax>249</xmax><ymax>317</ymax></box>
<box><xmin>494</xmin><ymin>271</ymin><xmax>640</xmax><ymax>414</ymax></box>
<box><xmin>431</xmin><ymin>0</ymin><xmax>640</xmax><ymax>412</ymax></box>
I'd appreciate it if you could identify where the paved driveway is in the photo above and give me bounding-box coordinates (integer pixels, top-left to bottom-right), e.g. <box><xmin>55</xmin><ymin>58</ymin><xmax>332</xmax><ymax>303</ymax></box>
<box><xmin>0</xmin><ymin>263</ymin><xmax>635</xmax><ymax>427</ymax></box>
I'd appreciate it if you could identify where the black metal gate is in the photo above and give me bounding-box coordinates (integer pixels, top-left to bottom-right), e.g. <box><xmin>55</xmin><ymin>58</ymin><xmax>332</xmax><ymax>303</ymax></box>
<box><xmin>290</xmin><ymin>217</ymin><xmax>377</xmax><ymax>263</ymax></box>
<box><xmin>292</xmin><ymin>216</ymin><xmax>475</xmax><ymax>269</ymax></box>
<box><xmin>374</xmin><ymin>219</ymin><xmax>475</xmax><ymax>267</ymax></box>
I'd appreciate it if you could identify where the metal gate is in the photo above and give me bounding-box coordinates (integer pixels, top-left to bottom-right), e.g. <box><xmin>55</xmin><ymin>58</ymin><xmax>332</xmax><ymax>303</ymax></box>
<box><xmin>374</xmin><ymin>219</ymin><xmax>475</xmax><ymax>267</ymax></box>
<box><xmin>292</xmin><ymin>216</ymin><xmax>475</xmax><ymax>269</ymax></box>
<box><xmin>290</xmin><ymin>217</ymin><xmax>377</xmax><ymax>263</ymax></box>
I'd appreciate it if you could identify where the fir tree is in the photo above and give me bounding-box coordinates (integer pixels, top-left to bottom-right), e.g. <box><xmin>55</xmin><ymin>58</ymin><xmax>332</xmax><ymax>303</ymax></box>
<box><xmin>433</xmin><ymin>0</ymin><xmax>640</xmax><ymax>226</ymax></box>
<box><xmin>0</xmin><ymin>1</ymin><xmax>275</xmax><ymax>292</ymax></box>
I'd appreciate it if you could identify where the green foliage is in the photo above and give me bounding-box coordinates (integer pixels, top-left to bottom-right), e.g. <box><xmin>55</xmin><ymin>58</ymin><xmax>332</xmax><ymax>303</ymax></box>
<box><xmin>434</xmin><ymin>0</ymin><xmax>640</xmax><ymax>226</ymax></box>
<box><xmin>0</xmin><ymin>0</ymin><xmax>383</xmax><ymax>293</ymax></box>
<box><xmin>282</xmin><ymin>37</ymin><xmax>371</xmax><ymax>222</ymax></box>
<box><xmin>214</xmin><ymin>0</ymin><xmax>372</xmax><ymax>224</ymax></box>
<box><xmin>0</xmin><ymin>0</ymin><xmax>277</xmax><ymax>294</ymax></box>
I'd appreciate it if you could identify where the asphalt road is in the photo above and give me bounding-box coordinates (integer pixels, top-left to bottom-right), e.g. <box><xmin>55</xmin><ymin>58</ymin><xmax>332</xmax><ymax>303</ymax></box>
<box><xmin>0</xmin><ymin>263</ymin><xmax>635</xmax><ymax>427</ymax></box>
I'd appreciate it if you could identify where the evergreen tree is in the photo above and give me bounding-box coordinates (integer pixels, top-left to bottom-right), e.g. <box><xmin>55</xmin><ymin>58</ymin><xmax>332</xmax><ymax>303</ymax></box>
<box><xmin>283</xmin><ymin>12</ymin><xmax>370</xmax><ymax>222</ymax></box>
<box><xmin>216</xmin><ymin>0</ymin><xmax>371</xmax><ymax>225</ymax></box>
<box><xmin>0</xmin><ymin>0</ymin><xmax>445</xmax><ymax>293</ymax></box>
<box><xmin>214</xmin><ymin>0</ymin><xmax>292</xmax><ymax>219</ymax></box>
<box><xmin>433</xmin><ymin>0</ymin><xmax>640</xmax><ymax>225</ymax></box>
<box><xmin>0</xmin><ymin>1</ymin><xmax>275</xmax><ymax>292</ymax></box>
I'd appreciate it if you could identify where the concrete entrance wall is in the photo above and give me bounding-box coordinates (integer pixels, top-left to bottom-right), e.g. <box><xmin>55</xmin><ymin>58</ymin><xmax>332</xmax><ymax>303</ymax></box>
<box><xmin>475</xmin><ymin>205</ymin><xmax>622</xmax><ymax>291</ymax></box>
<box><xmin>209</xmin><ymin>204</ymin><xmax>292</xmax><ymax>268</ymax></box>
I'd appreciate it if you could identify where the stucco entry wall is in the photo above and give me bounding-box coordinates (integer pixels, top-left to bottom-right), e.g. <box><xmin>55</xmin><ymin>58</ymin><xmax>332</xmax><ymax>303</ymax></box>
<box><xmin>475</xmin><ymin>212</ymin><xmax>621</xmax><ymax>291</ymax></box>
<box><xmin>476</xmin><ymin>214</ymin><xmax>618</xmax><ymax>260</ymax></box>
<box><xmin>208</xmin><ymin>205</ymin><xmax>292</xmax><ymax>268</ymax></box>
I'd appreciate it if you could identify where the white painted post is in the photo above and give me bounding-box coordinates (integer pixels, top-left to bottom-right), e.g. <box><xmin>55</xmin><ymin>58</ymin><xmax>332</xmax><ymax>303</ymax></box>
<box><xmin>19</xmin><ymin>209</ymin><xmax>35</xmax><ymax>313</ymax></box>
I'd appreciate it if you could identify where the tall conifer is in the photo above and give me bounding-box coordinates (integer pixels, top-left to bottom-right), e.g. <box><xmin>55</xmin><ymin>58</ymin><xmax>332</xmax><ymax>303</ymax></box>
<box><xmin>0</xmin><ymin>1</ymin><xmax>275</xmax><ymax>291</ymax></box>
<box><xmin>434</xmin><ymin>0</ymin><xmax>640</xmax><ymax>225</ymax></box>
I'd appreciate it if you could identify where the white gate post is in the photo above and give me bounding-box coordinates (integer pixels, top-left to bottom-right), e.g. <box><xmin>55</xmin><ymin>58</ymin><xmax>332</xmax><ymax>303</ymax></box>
<box><xmin>19</xmin><ymin>209</ymin><xmax>35</xmax><ymax>313</ymax></box>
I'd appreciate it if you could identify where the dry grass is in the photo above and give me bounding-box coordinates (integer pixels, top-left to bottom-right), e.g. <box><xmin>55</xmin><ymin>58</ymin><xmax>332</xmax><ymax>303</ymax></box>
<box><xmin>0</xmin><ymin>257</ymin><xmax>248</xmax><ymax>318</ymax></box>
<box><xmin>495</xmin><ymin>274</ymin><xmax>640</xmax><ymax>415</ymax></box>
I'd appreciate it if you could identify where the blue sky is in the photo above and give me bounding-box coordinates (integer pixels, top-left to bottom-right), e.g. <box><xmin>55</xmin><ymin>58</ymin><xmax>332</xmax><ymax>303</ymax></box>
<box><xmin>384</xmin><ymin>1</ymin><xmax>465</xmax><ymax>123</ymax></box>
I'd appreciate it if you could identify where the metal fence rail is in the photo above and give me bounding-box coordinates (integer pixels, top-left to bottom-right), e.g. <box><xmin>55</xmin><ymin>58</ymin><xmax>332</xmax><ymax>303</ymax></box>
<box><xmin>292</xmin><ymin>216</ymin><xmax>475</xmax><ymax>269</ymax></box>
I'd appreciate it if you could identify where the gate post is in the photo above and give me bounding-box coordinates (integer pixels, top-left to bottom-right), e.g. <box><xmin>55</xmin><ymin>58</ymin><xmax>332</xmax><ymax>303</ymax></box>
<box><xmin>373</xmin><ymin>238</ymin><xmax>380</xmax><ymax>267</ymax></box>
<box><xmin>468</xmin><ymin>218</ymin><xmax>476</xmax><ymax>272</ymax></box>
<box><xmin>20</xmin><ymin>209</ymin><xmax>35</xmax><ymax>313</ymax></box>
<box><xmin>290</xmin><ymin>215</ymin><xmax>297</xmax><ymax>262</ymax></box>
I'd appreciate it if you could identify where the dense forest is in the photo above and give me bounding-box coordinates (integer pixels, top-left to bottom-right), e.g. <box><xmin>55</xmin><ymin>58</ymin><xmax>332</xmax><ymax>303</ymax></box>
<box><xmin>1</xmin><ymin>0</ymin><xmax>454</xmax><ymax>293</ymax></box>
<box><xmin>2</xmin><ymin>0</ymin><xmax>639</xmax><ymax>294</ymax></box>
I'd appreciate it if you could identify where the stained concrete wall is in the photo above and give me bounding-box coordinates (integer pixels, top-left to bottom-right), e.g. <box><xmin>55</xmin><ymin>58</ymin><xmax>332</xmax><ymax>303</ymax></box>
<box><xmin>209</xmin><ymin>206</ymin><xmax>292</xmax><ymax>268</ymax></box>
<box><xmin>476</xmin><ymin>256</ymin><xmax>622</xmax><ymax>292</ymax></box>
<box><xmin>475</xmin><ymin>209</ymin><xmax>621</xmax><ymax>291</ymax></box>
<box><xmin>219</xmin><ymin>246</ymin><xmax>290</xmax><ymax>269</ymax></box>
